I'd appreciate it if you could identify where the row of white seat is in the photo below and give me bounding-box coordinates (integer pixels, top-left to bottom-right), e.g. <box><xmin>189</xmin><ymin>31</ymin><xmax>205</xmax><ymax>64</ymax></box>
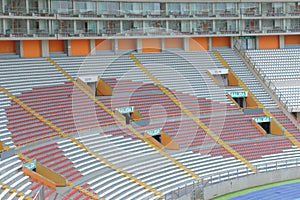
<box><xmin>245</xmin><ymin>48</ymin><xmax>300</xmax><ymax>110</ymax></box>
<box><xmin>0</xmin><ymin>155</ymin><xmax>39</xmax><ymax>200</ymax></box>
<box><xmin>217</xmin><ymin>49</ymin><xmax>277</xmax><ymax>108</ymax></box>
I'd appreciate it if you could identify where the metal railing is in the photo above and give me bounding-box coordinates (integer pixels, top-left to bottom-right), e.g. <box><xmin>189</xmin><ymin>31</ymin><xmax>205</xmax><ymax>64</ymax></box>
<box><xmin>161</xmin><ymin>158</ymin><xmax>300</xmax><ymax>200</ymax></box>
<box><xmin>236</xmin><ymin>48</ymin><xmax>293</xmax><ymax>112</ymax></box>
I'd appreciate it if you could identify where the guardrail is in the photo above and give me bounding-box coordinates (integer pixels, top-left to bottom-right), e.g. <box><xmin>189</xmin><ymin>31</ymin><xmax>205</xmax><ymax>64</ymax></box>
<box><xmin>233</xmin><ymin>45</ymin><xmax>291</xmax><ymax>112</ymax></box>
<box><xmin>160</xmin><ymin>157</ymin><xmax>300</xmax><ymax>200</ymax></box>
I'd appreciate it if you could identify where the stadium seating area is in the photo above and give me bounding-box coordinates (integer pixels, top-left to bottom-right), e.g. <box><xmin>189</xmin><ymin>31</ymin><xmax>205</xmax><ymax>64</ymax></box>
<box><xmin>0</xmin><ymin>48</ymin><xmax>300</xmax><ymax>199</ymax></box>
<box><xmin>245</xmin><ymin>49</ymin><xmax>300</xmax><ymax>113</ymax></box>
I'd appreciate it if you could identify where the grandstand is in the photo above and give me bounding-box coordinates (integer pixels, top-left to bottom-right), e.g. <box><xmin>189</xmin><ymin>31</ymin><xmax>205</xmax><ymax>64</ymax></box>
<box><xmin>0</xmin><ymin>0</ymin><xmax>300</xmax><ymax>200</ymax></box>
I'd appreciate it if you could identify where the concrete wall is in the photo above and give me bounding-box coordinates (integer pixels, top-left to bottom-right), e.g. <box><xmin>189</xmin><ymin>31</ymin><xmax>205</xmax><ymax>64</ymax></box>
<box><xmin>204</xmin><ymin>167</ymin><xmax>300</xmax><ymax>200</ymax></box>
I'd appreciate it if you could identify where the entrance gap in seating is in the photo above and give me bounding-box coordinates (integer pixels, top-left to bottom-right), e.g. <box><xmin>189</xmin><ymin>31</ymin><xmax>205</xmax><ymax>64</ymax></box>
<box><xmin>292</xmin><ymin>112</ymin><xmax>300</xmax><ymax>122</ymax></box>
<box><xmin>115</xmin><ymin>106</ymin><xmax>142</xmax><ymax>125</ymax></box>
<box><xmin>152</xmin><ymin>134</ymin><xmax>161</xmax><ymax>143</ymax></box>
<box><xmin>207</xmin><ymin>69</ymin><xmax>229</xmax><ymax>86</ymax></box>
<box><xmin>233</xmin><ymin>97</ymin><xmax>245</xmax><ymax>108</ymax></box>
<box><xmin>258</xmin><ymin>122</ymin><xmax>270</xmax><ymax>134</ymax></box>
<box><xmin>144</xmin><ymin>128</ymin><xmax>179</xmax><ymax>150</ymax></box>
<box><xmin>228</xmin><ymin>91</ymin><xmax>248</xmax><ymax>109</ymax></box>
<box><xmin>123</xmin><ymin>113</ymin><xmax>131</xmax><ymax>125</ymax></box>
<box><xmin>77</xmin><ymin>76</ymin><xmax>98</xmax><ymax>97</ymax></box>
<box><xmin>252</xmin><ymin>116</ymin><xmax>278</xmax><ymax>135</ymax></box>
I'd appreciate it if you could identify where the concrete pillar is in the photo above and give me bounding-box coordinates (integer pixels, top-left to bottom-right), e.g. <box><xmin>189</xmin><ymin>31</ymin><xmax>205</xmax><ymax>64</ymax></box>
<box><xmin>96</xmin><ymin>21</ymin><xmax>99</xmax><ymax>35</ymax></box>
<box><xmin>183</xmin><ymin>37</ymin><xmax>189</xmax><ymax>52</ymax></box>
<box><xmin>212</xmin><ymin>20</ymin><xmax>216</xmax><ymax>33</ymax></box>
<box><xmin>2</xmin><ymin>0</ymin><xmax>5</xmax><ymax>12</ymax></box>
<box><xmin>95</xmin><ymin>1</ymin><xmax>98</xmax><ymax>15</ymax></box>
<box><xmin>113</xmin><ymin>39</ymin><xmax>118</xmax><ymax>54</ymax></box>
<box><xmin>136</xmin><ymin>38</ymin><xmax>142</xmax><ymax>53</ymax></box>
<box><xmin>48</xmin><ymin>19</ymin><xmax>52</xmax><ymax>35</ymax></box>
<box><xmin>41</xmin><ymin>40</ymin><xmax>49</xmax><ymax>57</ymax></box>
<box><xmin>3</xmin><ymin>18</ymin><xmax>6</xmax><ymax>34</ymax></box>
<box><xmin>27</xmin><ymin>19</ymin><xmax>30</xmax><ymax>35</ymax></box>
<box><xmin>256</xmin><ymin>36</ymin><xmax>260</xmax><ymax>49</ymax></box>
<box><xmin>161</xmin><ymin>38</ymin><xmax>165</xmax><ymax>52</ymax></box>
<box><xmin>279</xmin><ymin>35</ymin><xmax>284</xmax><ymax>49</ymax></box>
<box><xmin>72</xmin><ymin>0</ymin><xmax>76</xmax><ymax>15</ymax></box>
<box><xmin>258</xmin><ymin>2</ymin><xmax>262</xmax><ymax>15</ymax></box>
<box><xmin>90</xmin><ymin>39</ymin><xmax>96</xmax><ymax>55</ymax></box>
<box><xmin>19</xmin><ymin>41</ymin><xmax>24</xmax><ymax>57</ymax></box>
<box><xmin>119</xmin><ymin>2</ymin><xmax>122</xmax><ymax>16</ymax></box>
<box><xmin>120</xmin><ymin>21</ymin><xmax>123</xmax><ymax>33</ymax></box>
<box><xmin>208</xmin><ymin>37</ymin><xmax>212</xmax><ymax>50</ymax></box>
<box><xmin>230</xmin><ymin>36</ymin><xmax>234</xmax><ymax>48</ymax></box>
<box><xmin>74</xmin><ymin>21</ymin><xmax>77</xmax><ymax>35</ymax></box>
<box><xmin>47</xmin><ymin>0</ymin><xmax>51</xmax><ymax>13</ymax></box>
<box><xmin>259</xmin><ymin>19</ymin><xmax>262</xmax><ymax>32</ymax></box>
<box><xmin>212</xmin><ymin>3</ymin><xmax>215</xmax><ymax>16</ymax></box>
<box><xmin>25</xmin><ymin>0</ymin><xmax>29</xmax><ymax>13</ymax></box>
<box><xmin>66</xmin><ymin>40</ymin><xmax>71</xmax><ymax>56</ymax></box>
<box><xmin>15</xmin><ymin>41</ymin><xmax>21</xmax><ymax>57</ymax></box>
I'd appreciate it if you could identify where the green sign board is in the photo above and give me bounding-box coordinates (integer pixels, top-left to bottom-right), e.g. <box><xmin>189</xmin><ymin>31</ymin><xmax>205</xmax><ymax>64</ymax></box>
<box><xmin>239</xmin><ymin>36</ymin><xmax>256</xmax><ymax>39</ymax></box>
<box><xmin>146</xmin><ymin>128</ymin><xmax>161</xmax><ymax>136</ymax></box>
<box><xmin>228</xmin><ymin>91</ymin><xmax>248</xmax><ymax>98</ymax></box>
<box><xmin>116</xmin><ymin>106</ymin><xmax>134</xmax><ymax>114</ymax></box>
<box><xmin>253</xmin><ymin>116</ymin><xmax>271</xmax><ymax>123</ymax></box>
<box><xmin>24</xmin><ymin>159</ymin><xmax>36</xmax><ymax>170</ymax></box>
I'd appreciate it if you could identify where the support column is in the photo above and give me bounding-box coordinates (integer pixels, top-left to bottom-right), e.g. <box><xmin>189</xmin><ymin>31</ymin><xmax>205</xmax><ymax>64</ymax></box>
<box><xmin>120</xmin><ymin>21</ymin><xmax>123</xmax><ymax>33</ymax></box>
<box><xmin>208</xmin><ymin>37</ymin><xmax>212</xmax><ymax>50</ymax></box>
<box><xmin>90</xmin><ymin>39</ymin><xmax>96</xmax><ymax>55</ymax></box>
<box><xmin>48</xmin><ymin>0</ymin><xmax>51</xmax><ymax>13</ymax></box>
<box><xmin>183</xmin><ymin>37</ymin><xmax>189</xmax><ymax>52</ymax></box>
<box><xmin>113</xmin><ymin>39</ymin><xmax>118</xmax><ymax>54</ymax></box>
<box><xmin>25</xmin><ymin>0</ymin><xmax>29</xmax><ymax>13</ymax></box>
<box><xmin>119</xmin><ymin>2</ymin><xmax>122</xmax><ymax>16</ymax></box>
<box><xmin>212</xmin><ymin>20</ymin><xmax>216</xmax><ymax>33</ymax></box>
<box><xmin>72</xmin><ymin>0</ymin><xmax>76</xmax><ymax>15</ymax></box>
<box><xmin>259</xmin><ymin>19</ymin><xmax>262</xmax><ymax>33</ymax></box>
<box><xmin>66</xmin><ymin>40</ymin><xmax>71</xmax><ymax>56</ymax></box>
<box><xmin>74</xmin><ymin>21</ymin><xmax>77</xmax><ymax>35</ymax></box>
<box><xmin>2</xmin><ymin>0</ymin><xmax>5</xmax><ymax>13</ymax></box>
<box><xmin>41</xmin><ymin>40</ymin><xmax>49</xmax><ymax>57</ymax></box>
<box><xmin>255</xmin><ymin>36</ymin><xmax>260</xmax><ymax>49</ymax></box>
<box><xmin>161</xmin><ymin>38</ymin><xmax>165</xmax><ymax>52</ymax></box>
<box><xmin>230</xmin><ymin>36</ymin><xmax>234</xmax><ymax>48</ymax></box>
<box><xmin>27</xmin><ymin>19</ymin><xmax>30</xmax><ymax>35</ymax></box>
<box><xmin>279</xmin><ymin>35</ymin><xmax>284</xmax><ymax>49</ymax></box>
<box><xmin>136</xmin><ymin>38</ymin><xmax>142</xmax><ymax>53</ymax></box>
<box><xmin>258</xmin><ymin>2</ymin><xmax>262</xmax><ymax>15</ymax></box>
<box><xmin>3</xmin><ymin>18</ymin><xmax>6</xmax><ymax>34</ymax></box>
<box><xmin>48</xmin><ymin>19</ymin><xmax>52</xmax><ymax>35</ymax></box>
<box><xmin>19</xmin><ymin>41</ymin><xmax>24</xmax><ymax>58</ymax></box>
<box><xmin>15</xmin><ymin>41</ymin><xmax>21</xmax><ymax>57</ymax></box>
